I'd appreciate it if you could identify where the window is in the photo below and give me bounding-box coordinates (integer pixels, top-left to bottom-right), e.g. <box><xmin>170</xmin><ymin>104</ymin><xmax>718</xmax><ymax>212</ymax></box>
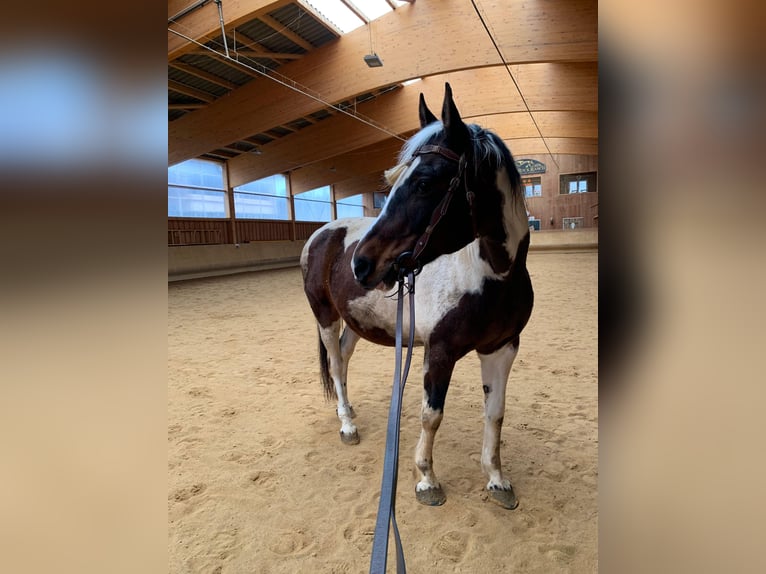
<box><xmin>373</xmin><ymin>192</ymin><xmax>388</xmax><ymax>209</ymax></box>
<box><xmin>294</xmin><ymin>186</ymin><xmax>332</xmax><ymax>222</ymax></box>
<box><xmin>234</xmin><ymin>174</ymin><xmax>289</xmax><ymax>220</ymax></box>
<box><xmin>560</xmin><ymin>172</ymin><xmax>597</xmax><ymax>194</ymax></box>
<box><xmin>336</xmin><ymin>193</ymin><xmax>364</xmax><ymax>218</ymax></box>
<box><xmin>168</xmin><ymin>159</ymin><xmax>227</xmax><ymax>217</ymax></box>
<box><xmin>522</xmin><ymin>176</ymin><xmax>542</xmax><ymax>197</ymax></box>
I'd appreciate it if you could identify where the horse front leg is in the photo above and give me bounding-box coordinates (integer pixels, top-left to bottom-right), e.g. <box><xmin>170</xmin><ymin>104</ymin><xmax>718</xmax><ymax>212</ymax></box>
<box><xmin>319</xmin><ymin>322</ymin><xmax>361</xmax><ymax>444</ymax></box>
<box><xmin>414</xmin><ymin>345</ymin><xmax>454</xmax><ymax>506</ymax></box>
<box><xmin>478</xmin><ymin>339</ymin><xmax>520</xmax><ymax>509</ymax></box>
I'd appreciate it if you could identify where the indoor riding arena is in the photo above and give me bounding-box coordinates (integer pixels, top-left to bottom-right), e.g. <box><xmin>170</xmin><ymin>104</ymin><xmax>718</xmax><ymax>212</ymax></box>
<box><xmin>168</xmin><ymin>1</ymin><xmax>597</xmax><ymax>572</ymax></box>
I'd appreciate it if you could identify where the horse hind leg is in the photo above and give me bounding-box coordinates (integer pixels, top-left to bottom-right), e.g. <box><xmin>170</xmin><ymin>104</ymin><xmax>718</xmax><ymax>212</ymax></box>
<box><xmin>478</xmin><ymin>340</ymin><xmax>520</xmax><ymax>509</ymax></box>
<box><xmin>318</xmin><ymin>321</ymin><xmax>361</xmax><ymax>444</ymax></box>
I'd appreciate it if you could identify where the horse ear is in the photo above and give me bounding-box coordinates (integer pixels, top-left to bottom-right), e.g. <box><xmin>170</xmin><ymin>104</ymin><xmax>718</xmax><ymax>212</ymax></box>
<box><xmin>441</xmin><ymin>82</ymin><xmax>469</xmax><ymax>149</ymax></box>
<box><xmin>419</xmin><ymin>93</ymin><xmax>438</xmax><ymax>127</ymax></box>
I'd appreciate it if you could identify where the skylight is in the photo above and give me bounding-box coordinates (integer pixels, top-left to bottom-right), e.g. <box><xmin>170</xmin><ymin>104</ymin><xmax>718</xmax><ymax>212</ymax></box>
<box><xmin>305</xmin><ymin>0</ymin><xmax>397</xmax><ymax>34</ymax></box>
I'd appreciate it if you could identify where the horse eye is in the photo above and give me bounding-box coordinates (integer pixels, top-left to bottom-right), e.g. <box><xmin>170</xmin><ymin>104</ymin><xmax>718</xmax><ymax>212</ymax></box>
<box><xmin>417</xmin><ymin>180</ymin><xmax>429</xmax><ymax>193</ymax></box>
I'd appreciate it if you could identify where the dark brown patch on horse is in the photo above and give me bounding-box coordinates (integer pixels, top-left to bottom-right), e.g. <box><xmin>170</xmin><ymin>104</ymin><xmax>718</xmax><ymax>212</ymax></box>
<box><xmin>302</xmin><ymin>227</ymin><xmax>347</xmax><ymax>328</ymax></box>
<box><xmin>429</xmin><ymin>232</ymin><xmax>533</xmax><ymax>359</ymax></box>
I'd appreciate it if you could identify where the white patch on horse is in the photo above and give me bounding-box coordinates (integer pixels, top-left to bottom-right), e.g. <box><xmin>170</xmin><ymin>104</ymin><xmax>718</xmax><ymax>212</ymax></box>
<box><xmin>478</xmin><ymin>343</ymin><xmax>518</xmax><ymax>490</ymax></box>
<box><xmin>318</xmin><ymin>322</ymin><xmax>358</xmax><ymax>440</ymax></box>
<box><xmin>346</xmin><ymin>240</ymin><xmax>501</xmax><ymax>341</ymax></box>
<box><xmin>415</xmin><ymin>396</ymin><xmax>443</xmax><ymax>492</ymax></box>
<box><xmin>376</xmin><ymin>157</ymin><xmax>421</xmax><ymax>221</ymax></box>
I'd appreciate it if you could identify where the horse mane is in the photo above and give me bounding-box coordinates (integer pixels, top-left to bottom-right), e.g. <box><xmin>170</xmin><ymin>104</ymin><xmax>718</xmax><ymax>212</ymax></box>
<box><xmin>384</xmin><ymin>163</ymin><xmax>409</xmax><ymax>187</ymax></box>
<box><xmin>394</xmin><ymin>122</ymin><xmax>522</xmax><ymax>201</ymax></box>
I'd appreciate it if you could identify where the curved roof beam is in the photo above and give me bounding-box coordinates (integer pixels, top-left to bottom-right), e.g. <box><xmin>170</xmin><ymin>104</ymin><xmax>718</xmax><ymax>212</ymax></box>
<box><xmin>170</xmin><ymin>0</ymin><xmax>596</xmax><ymax>165</ymax></box>
<box><xmin>227</xmin><ymin>66</ymin><xmax>597</xmax><ymax>186</ymax></box>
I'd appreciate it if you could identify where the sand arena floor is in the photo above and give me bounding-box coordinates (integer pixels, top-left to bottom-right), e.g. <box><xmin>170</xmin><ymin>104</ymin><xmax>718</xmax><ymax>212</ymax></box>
<box><xmin>168</xmin><ymin>251</ymin><xmax>597</xmax><ymax>573</ymax></box>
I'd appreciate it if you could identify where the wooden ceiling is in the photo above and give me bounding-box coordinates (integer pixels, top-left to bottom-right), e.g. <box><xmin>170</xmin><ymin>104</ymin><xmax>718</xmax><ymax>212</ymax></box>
<box><xmin>168</xmin><ymin>0</ymin><xmax>597</xmax><ymax>198</ymax></box>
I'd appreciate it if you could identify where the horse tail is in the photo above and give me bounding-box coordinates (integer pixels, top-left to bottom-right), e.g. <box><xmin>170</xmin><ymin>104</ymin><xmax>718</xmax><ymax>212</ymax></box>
<box><xmin>317</xmin><ymin>326</ymin><xmax>337</xmax><ymax>400</ymax></box>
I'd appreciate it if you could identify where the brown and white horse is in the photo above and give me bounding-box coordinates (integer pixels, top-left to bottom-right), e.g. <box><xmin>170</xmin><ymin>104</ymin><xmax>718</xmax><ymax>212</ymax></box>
<box><xmin>301</xmin><ymin>84</ymin><xmax>533</xmax><ymax>509</ymax></box>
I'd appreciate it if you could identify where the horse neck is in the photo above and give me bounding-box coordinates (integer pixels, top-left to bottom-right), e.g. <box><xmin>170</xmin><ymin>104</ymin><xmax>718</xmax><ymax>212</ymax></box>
<box><xmin>472</xmin><ymin>165</ymin><xmax>529</xmax><ymax>275</ymax></box>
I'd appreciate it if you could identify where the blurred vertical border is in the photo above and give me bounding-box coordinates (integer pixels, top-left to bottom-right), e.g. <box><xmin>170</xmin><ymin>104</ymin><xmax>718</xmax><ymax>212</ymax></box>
<box><xmin>600</xmin><ymin>0</ymin><xmax>766</xmax><ymax>571</ymax></box>
<box><xmin>0</xmin><ymin>2</ymin><xmax>167</xmax><ymax>573</ymax></box>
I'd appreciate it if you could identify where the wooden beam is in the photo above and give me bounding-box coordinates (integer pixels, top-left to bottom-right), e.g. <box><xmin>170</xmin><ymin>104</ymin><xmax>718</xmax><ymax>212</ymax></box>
<box><xmin>466</xmin><ymin>111</ymin><xmax>598</xmax><ymax>141</ymax></box>
<box><xmin>168</xmin><ymin>80</ymin><xmax>215</xmax><ymax>103</ymax></box>
<box><xmin>530</xmin><ymin>111</ymin><xmax>598</xmax><ymax>140</ymax></box>
<box><xmin>339</xmin><ymin>0</ymin><xmax>368</xmax><ymax>25</ymax></box>
<box><xmin>189</xmin><ymin>48</ymin><xmax>303</xmax><ymax>60</ymax></box>
<box><xmin>168</xmin><ymin>0</ymin><xmax>294</xmax><ymax>61</ymax></box>
<box><xmin>226</xmin><ymin>70</ymin><xmax>597</xmax><ymax>186</ymax></box>
<box><xmin>258</xmin><ymin>13</ymin><xmax>314</xmax><ymax>51</ymax></box>
<box><xmin>200</xmin><ymin>52</ymin><xmax>260</xmax><ymax>77</ymax></box>
<box><xmin>334</xmin><ymin>172</ymin><xmax>387</xmax><ymax>201</ymax></box>
<box><xmin>503</xmin><ymin>137</ymin><xmax>598</xmax><ymax>156</ymax></box>
<box><xmin>169</xmin><ymin>62</ymin><xmax>239</xmax><ymax>90</ymax></box>
<box><xmin>169</xmin><ymin>103</ymin><xmax>206</xmax><ymax>110</ymax></box>
<box><xmin>228</xmin><ymin>30</ymin><xmax>304</xmax><ymax>61</ymax></box>
<box><xmin>170</xmin><ymin>0</ymin><xmax>597</xmax><ymax>164</ymax></box>
<box><xmin>290</xmin><ymin>137</ymin><xmax>406</xmax><ymax>194</ymax></box>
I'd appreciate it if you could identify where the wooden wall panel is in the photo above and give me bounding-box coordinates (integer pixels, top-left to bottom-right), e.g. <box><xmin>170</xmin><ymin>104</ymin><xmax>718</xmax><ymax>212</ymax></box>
<box><xmin>520</xmin><ymin>154</ymin><xmax>598</xmax><ymax>229</ymax></box>
<box><xmin>294</xmin><ymin>221</ymin><xmax>326</xmax><ymax>240</ymax></box>
<box><xmin>168</xmin><ymin>218</ymin><xmax>231</xmax><ymax>245</ymax></box>
<box><xmin>235</xmin><ymin>219</ymin><xmax>292</xmax><ymax>242</ymax></box>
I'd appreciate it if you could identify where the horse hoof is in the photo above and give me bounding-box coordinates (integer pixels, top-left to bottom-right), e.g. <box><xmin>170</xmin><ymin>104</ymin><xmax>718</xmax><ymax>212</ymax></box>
<box><xmin>488</xmin><ymin>485</ymin><xmax>519</xmax><ymax>510</ymax></box>
<box><xmin>339</xmin><ymin>430</ymin><xmax>360</xmax><ymax>445</ymax></box>
<box><xmin>416</xmin><ymin>486</ymin><xmax>446</xmax><ymax>506</ymax></box>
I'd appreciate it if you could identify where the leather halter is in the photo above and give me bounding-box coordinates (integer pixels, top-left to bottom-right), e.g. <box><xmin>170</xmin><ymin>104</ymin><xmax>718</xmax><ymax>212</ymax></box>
<box><xmin>409</xmin><ymin>145</ymin><xmax>469</xmax><ymax>263</ymax></box>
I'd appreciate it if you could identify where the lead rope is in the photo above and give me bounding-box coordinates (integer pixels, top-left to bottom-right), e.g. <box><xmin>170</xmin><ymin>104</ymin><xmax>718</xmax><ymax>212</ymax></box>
<box><xmin>370</xmin><ymin>253</ymin><xmax>420</xmax><ymax>574</ymax></box>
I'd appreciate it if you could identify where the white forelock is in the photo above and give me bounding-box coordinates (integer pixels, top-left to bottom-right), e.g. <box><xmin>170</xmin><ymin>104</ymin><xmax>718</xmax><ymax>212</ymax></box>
<box><xmin>399</xmin><ymin>122</ymin><xmax>443</xmax><ymax>163</ymax></box>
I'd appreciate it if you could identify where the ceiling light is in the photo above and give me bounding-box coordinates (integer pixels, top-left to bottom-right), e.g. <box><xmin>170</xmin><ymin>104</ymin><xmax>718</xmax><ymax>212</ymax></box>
<box><xmin>364</xmin><ymin>53</ymin><xmax>383</xmax><ymax>67</ymax></box>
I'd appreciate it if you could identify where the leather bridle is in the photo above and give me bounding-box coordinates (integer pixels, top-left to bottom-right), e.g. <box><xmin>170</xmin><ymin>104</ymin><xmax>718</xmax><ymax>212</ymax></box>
<box><xmin>408</xmin><ymin>145</ymin><xmax>472</xmax><ymax>264</ymax></box>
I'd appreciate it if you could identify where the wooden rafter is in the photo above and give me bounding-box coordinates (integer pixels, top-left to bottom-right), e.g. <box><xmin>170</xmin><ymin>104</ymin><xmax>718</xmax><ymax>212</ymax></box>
<box><xmin>168</xmin><ymin>80</ymin><xmax>215</xmax><ymax>103</ymax></box>
<box><xmin>229</xmin><ymin>29</ymin><xmax>304</xmax><ymax>62</ymax></box>
<box><xmin>189</xmin><ymin>47</ymin><xmax>302</xmax><ymax>60</ymax></box>
<box><xmin>258</xmin><ymin>13</ymin><xmax>313</xmax><ymax>51</ymax></box>
<box><xmin>200</xmin><ymin>52</ymin><xmax>260</xmax><ymax>78</ymax></box>
<box><xmin>169</xmin><ymin>62</ymin><xmax>239</xmax><ymax>90</ymax></box>
<box><xmin>339</xmin><ymin>0</ymin><xmax>368</xmax><ymax>25</ymax></box>
<box><xmin>169</xmin><ymin>103</ymin><xmax>206</xmax><ymax>110</ymax></box>
<box><xmin>170</xmin><ymin>0</ymin><xmax>597</xmax><ymax>166</ymax></box>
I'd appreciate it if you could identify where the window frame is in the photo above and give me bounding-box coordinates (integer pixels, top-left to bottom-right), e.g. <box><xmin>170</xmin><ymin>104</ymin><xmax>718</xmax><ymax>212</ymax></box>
<box><xmin>168</xmin><ymin>158</ymin><xmax>227</xmax><ymax>218</ymax></box>
<box><xmin>522</xmin><ymin>176</ymin><xmax>542</xmax><ymax>198</ymax></box>
<box><xmin>233</xmin><ymin>174</ymin><xmax>290</xmax><ymax>221</ymax></box>
<box><xmin>559</xmin><ymin>172</ymin><xmax>597</xmax><ymax>195</ymax></box>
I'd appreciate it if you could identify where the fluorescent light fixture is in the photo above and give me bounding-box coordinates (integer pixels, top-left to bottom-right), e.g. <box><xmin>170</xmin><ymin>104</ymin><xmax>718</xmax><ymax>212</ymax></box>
<box><xmin>401</xmin><ymin>77</ymin><xmax>422</xmax><ymax>86</ymax></box>
<box><xmin>364</xmin><ymin>53</ymin><xmax>383</xmax><ymax>67</ymax></box>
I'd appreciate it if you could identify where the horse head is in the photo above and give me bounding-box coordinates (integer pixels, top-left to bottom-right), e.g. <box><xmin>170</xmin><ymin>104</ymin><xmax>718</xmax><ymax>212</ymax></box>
<box><xmin>352</xmin><ymin>83</ymin><xmax>478</xmax><ymax>289</ymax></box>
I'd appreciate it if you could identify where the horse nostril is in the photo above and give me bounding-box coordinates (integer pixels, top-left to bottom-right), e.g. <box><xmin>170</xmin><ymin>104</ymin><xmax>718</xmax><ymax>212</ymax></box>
<box><xmin>353</xmin><ymin>256</ymin><xmax>373</xmax><ymax>283</ymax></box>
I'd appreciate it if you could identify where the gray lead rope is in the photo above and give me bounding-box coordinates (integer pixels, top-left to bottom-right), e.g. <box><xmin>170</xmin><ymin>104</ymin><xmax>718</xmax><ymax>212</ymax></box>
<box><xmin>370</xmin><ymin>254</ymin><xmax>419</xmax><ymax>574</ymax></box>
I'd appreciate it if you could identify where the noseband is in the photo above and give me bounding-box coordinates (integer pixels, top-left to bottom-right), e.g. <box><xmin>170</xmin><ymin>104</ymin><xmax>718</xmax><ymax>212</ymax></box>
<box><xmin>407</xmin><ymin>145</ymin><xmax>473</xmax><ymax>265</ymax></box>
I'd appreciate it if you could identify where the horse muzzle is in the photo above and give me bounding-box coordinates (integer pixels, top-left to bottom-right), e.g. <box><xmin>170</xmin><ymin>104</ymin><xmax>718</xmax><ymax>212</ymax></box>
<box><xmin>352</xmin><ymin>254</ymin><xmax>378</xmax><ymax>289</ymax></box>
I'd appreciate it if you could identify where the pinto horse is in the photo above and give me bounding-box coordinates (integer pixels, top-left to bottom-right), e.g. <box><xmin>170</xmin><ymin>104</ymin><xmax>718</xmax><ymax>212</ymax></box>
<box><xmin>301</xmin><ymin>83</ymin><xmax>533</xmax><ymax>509</ymax></box>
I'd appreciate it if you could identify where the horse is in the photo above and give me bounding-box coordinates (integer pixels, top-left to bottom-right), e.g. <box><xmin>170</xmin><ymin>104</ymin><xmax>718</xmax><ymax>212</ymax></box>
<box><xmin>300</xmin><ymin>83</ymin><xmax>533</xmax><ymax>509</ymax></box>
